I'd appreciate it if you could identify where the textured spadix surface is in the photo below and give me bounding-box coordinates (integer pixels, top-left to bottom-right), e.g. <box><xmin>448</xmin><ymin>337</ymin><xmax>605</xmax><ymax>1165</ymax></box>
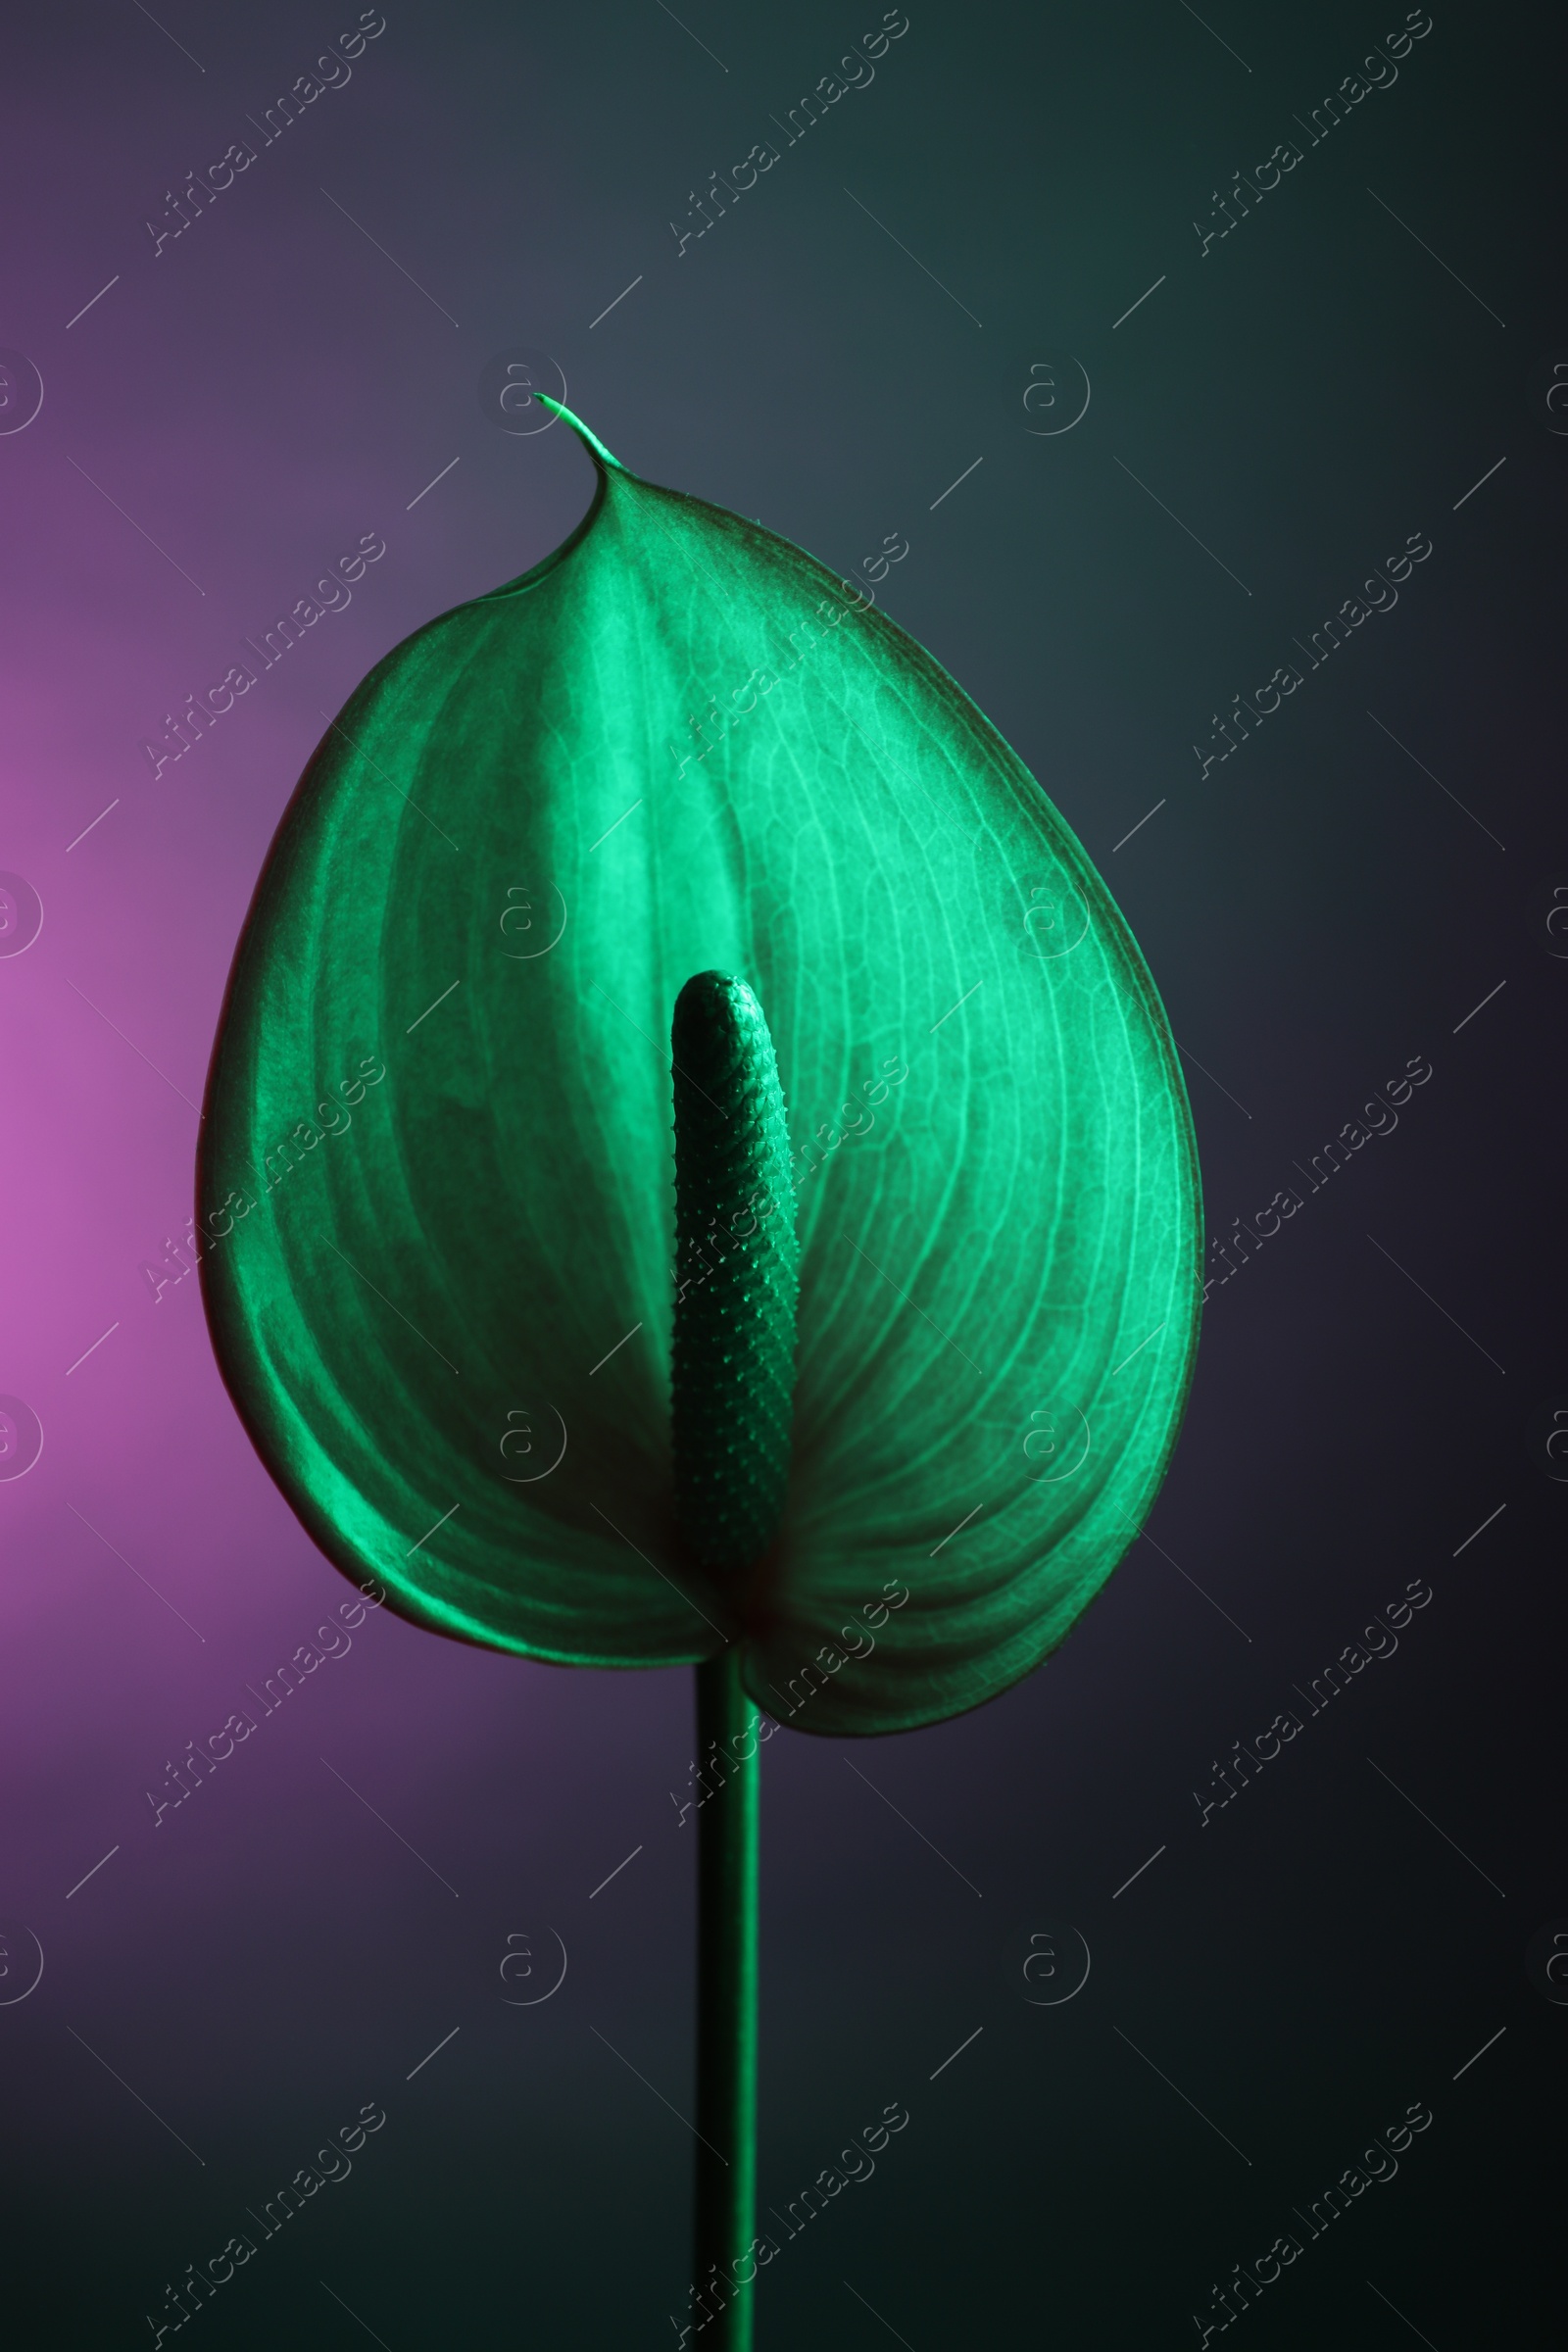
<box><xmin>199</xmin><ymin>401</ymin><xmax>1200</xmax><ymax>1736</ymax></box>
<box><xmin>670</xmin><ymin>971</ymin><xmax>800</xmax><ymax>1580</ymax></box>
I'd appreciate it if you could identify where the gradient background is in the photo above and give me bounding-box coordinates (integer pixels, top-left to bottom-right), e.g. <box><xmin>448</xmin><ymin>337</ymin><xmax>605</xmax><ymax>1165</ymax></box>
<box><xmin>2</xmin><ymin>2</ymin><xmax>1563</xmax><ymax>2344</ymax></box>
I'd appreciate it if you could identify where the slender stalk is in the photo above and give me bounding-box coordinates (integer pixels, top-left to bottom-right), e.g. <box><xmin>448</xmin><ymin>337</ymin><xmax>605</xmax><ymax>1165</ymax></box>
<box><xmin>692</xmin><ymin>1649</ymin><xmax>760</xmax><ymax>2348</ymax></box>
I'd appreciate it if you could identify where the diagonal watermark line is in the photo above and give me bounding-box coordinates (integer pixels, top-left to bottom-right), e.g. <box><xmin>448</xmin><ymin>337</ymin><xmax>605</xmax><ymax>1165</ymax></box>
<box><xmin>1112</xmin><ymin>457</ymin><xmax>1251</xmax><ymax>595</ymax></box>
<box><xmin>1112</xmin><ymin>2026</ymin><xmax>1251</xmax><ymax>2165</ymax></box>
<box><xmin>66</xmin><ymin>457</ymin><xmax>206</xmax><ymax>595</ymax></box>
<box><xmin>929</xmin><ymin>980</ymin><xmax>982</xmax><ymax>1031</ymax></box>
<box><xmin>1452</xmin><ymin>1502</ymin><xmax>1505</xmax><ymax>1557</ymax></box>
<box><xmin>406</xmin><ymin>2025</ymin><xmax>460</xmax><ymax>2081</ymax></box>
<box><xmin>319</xmin><ymin>713</ymin><xmax>460</xmax><ymax>850</ymax></box>
<box><xmin>65</xmin><ymin>978</ymin><xmax>202</xmax><ymax>1111</ymax></box>
<box><xmin>589</xmin><ymin>799</ymin><xmax>643</xmax><ymax>851</ymax></box>
<box><xmin>930</xmin><ymin>457</ymin><xmax>983</xmax><ymax>512</ymax></box>
<box><xmin>655</xmin><ymin>0</ymin><xmax>726</xmax><ymax>70</ymax></box>
<box><xmin>67</xmin><ymin>1502</ymin><xmax>206</xmax><ymax>1642</ymax></box>
<box><xmin>1112</xmin><ymin>273</ymin><xmax>1166</xmax><ymax>329</ymax></box>
<box><xmin>1111</xmin><ymin>1844</ymin><xmax>1166</xmax><ymax>1900</ymax></box>
<box><xmin>407</xmin><ymin>456</ymin><xmax>460</xmax><ymax>511</ymax></box>
<box><xmin>1366</xmin><ymin>1234</ymin><xmax>1504</xmax><ymax>1374</ymax></box>
<box><xmin>589</xmin><ymin>274</ymin><xmax>644</xmax><ymax>327</ymax></box>
<box><xmin>1178</xmin><ymin>0</ymin><xmax>1250</xmax><ymax>70</ymax></box>
<box><xmin>590</xmin><ymin>2025</ymin><xmax>728</xmax><ymax>2161</ymax></box>
<box><xmin>589</xmin><ymin>1500</ymin><xmax>729</xmax><ymax>1639</ymax></box>
<box><xmin>66</xmin><ymin>1845</ymin><xmax>121</xmax><ymax>1900</ymax></box>
<box><xmin>1112</xmin><ymin>800</ymin><xmax>1165</xmax><ymax>852</ymax></box>
<box><xmin>842</xmin><ymin>1236</ymin><xmax>984</xmax><ymax>1376</ymax></box>
<box><xmin>1366</xmin><ymin>710</ymin><xmax>1505</xmax><ymax>851</ymax></box>
<box><xmin>844</xmin><ymin>188</ymin><xmax>982</xmax><ymax>326</ymax></box>
<box><xmin>1365</xmin><ymin>1757</ymin><xmax>1505</xmax><ymax>1898</ymax></box>
<box><xmin>930</xmin><ymin>1503</ymin><xmax>983</xmax><ymax>1557</ymax></box>
<box><xmin>591</xmin><ymin>983</ymin><xmax>667</xmax><ymax>1055</ymax></box>
<box><xmin>66</xmin><ymin>275</ymin><xmax>120</xmax><ymax>330</ymax></box>
<box><xmin>322</xmin><ymin>1757</ymin><xmax>461</xmax><ymax>1897</ymax></box>
<box><xmin>1452</xmin><ymin>455</ymin><xmax>1506</xmax><ymax>512</ymax></box>
<box><xmin>406</xmin><ymin>1502</ymin><xmax>459</xmax><ymax>1556</ymax></box>
<box><xmin>1365</xmin><ymin>189</ymin><xmax>1505</xmax><ymax>327</ymax></box>
<box><xmin>1366</xmin><ymin>2278</ymin><xmax>1440</xmax><ymax>2350</ymax></box>
<box><xmin>1451</xmin><ymin>978</ymin><xmax>1505</xmax><ymax>1034</ymax></box>
<box><xmin>589</xmin><ymin>1845</ymin><xmax>643</xmax><ymax>1900</ymax></box>
<box><xmin>66</xmin><ymin>800</ymin><xmax>120</xmax><ymax>852</ymax></box>
<box><xmin>66</xmin><ymin>1323</ymin><xmax>119</xmax><ymax>1376</ymax></box>
<box><xmin>407</xmin><ymin>978</ymin><xmax>460</xmax><ymax>1033</ymax></box>
<box><xmin>589</xmin><ymin>1324</ymin><xmax>641</xmax><ymax>1377</ymax></box>
<box><xmin>66</xmin><ymin>2025</ymin><xmax>206</xmax><ymax>2163</ymax></box>
<box><xmin>1111</xmin><ymin>1321</ymin><xmax>1165</xmax><ymax>1376</ymax></box>
<box><xmin>590</xmin><ymin>982</ymin><xmax>729</xmax><ymax>1118</ymax></box>
<box><xmin>843</xmin><ymin>2280</ymin><xmax>915</xmax><ymax>2350</ymax></box>
<box><xmin>929</xmin><ymin>2024</ymin><xmax>983</xmax><ymax>2080</ymax></box>
<box><xmin>323</xmin><ymin>1240</ymin><xmax>460</xmax><ymax>1374</ymax></box>
<box><xmin>1129</xmin><ymin>1522</ymin><xmax>1252</xmax><ymax>1642</ymax></box>
<box><xmin>1174</xmin><ymin>1039</ymin><xmax>1251</xmax><ymax>1119</ymax></box>
<box><xmin>1451</xmin><ymin>2024</ymin><xmax>1505</xmax><ymax>2081</ymax></box>
<box><xmin>319</xmin><ymin>2281</ymin><xmax>392</xmax><ymax>2349</ymax></box>
<box><xmin>320</xmin><ymin>188</ymin><xmax>459</xmax><ymax>325</ymax></box>
<box><xmin>843</xmin><ymin>1757</ymin><xmax>983</xmax><ymax>1898</ymax></box>
<box><xmin>131</xmin><ymin>0</ymin><xmax>204</xmax><ymax>70</ymax></box>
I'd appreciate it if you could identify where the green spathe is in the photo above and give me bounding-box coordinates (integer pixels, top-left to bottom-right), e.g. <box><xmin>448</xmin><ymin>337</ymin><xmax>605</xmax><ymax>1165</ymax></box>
<box><xmin>199</xmin><ymin>399</ymin><xmax>1201</xmax><ymax>1736</ymax></box>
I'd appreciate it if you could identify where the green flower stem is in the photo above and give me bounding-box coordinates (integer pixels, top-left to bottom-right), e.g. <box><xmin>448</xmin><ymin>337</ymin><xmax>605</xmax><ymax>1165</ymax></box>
<box><xmin>693</xmin><ymin>1648</ymin><xmax>760</xmax><ymax>2348</ymax></box>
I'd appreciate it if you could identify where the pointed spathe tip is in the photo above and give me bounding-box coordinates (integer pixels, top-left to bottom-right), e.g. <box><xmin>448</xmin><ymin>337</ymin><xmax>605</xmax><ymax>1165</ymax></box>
<box><xmin>536</xmin><ymin>394</ymin><xmax>626</xmax><ymax>474</ymax></box>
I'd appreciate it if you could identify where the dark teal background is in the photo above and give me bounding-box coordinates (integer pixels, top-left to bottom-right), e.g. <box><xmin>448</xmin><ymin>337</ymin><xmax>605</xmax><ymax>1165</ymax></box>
<box><xmin>1</xmin><ymin>2</ymin><xmax>1561</xmax><ymax>2343</ymax></box>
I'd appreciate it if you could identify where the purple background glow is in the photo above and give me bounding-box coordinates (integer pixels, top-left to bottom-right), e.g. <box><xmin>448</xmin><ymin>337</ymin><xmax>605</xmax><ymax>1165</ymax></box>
<box><xmin>3</xmin><ymin>3</ymin><xmax>1562</xmax><ymax>2344</ymax></box>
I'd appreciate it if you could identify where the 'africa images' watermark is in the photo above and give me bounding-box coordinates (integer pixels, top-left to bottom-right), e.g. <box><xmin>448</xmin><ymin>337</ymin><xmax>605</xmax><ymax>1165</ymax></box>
<box><xmin>667</xmin><ymin>1582</ymin><xmax>911</xmax><ymax>1827</ymax></box>
<box><xmin>1189</xmin><ymin>2097</ymin><xmax>1434</xmax><ymax>2341</ymax></box>
<box><xmin>1192</xmin><ymin>532</ymin><xmax>1433</xmax><ymax>782</ymax></box>
<box><xmin>1202</xmin><ymin>1053</ymin><xmax>1433</xmax><ymax>1302</ymax></box>
<box><xmin>667</xmin><ymin>11</ymin><xmax>908</xmax><ymax>260</ymax></box>
<box><xmin>144</xmin><ymin>1575</ymin><xmax>389</xmax><ymax>1828</ymax></box>
<box><xmin>140</xmin><ymin>1054</ymin><xmax>386</xmax><ymax>1302</ymax></box>
<box><xmin>1191</xmin><ymin>11</ymin><xmax>1434</xmax><ymax>260</ymax></box>
<box><xmin>670</xmin><ymin>2097</ymin><xmax>912</xmax><ymax>2342</ymax></box>
<box><xmin>142</xmin><ymin>12</ymin><xmax>387</xmax><ymax>260</ymax></box>
<box><xmin>665</xmin><ymin>569</ymin><xmax>879</xmax><ymax>780</ymax></box>
<box><xmin>143</xmin><ymin>2097</ymin><xmax>387</xmax><ymax>2343</ymax></box>
<box><xmin>1191</xmin><ymin>1574</ymin><xmax>1433</xmax><ymax>1829</ymax></box>
<box><xmin>139</xmin><ymin>535</ymin><xmax>386</xmax><ymax>780</ymax></box>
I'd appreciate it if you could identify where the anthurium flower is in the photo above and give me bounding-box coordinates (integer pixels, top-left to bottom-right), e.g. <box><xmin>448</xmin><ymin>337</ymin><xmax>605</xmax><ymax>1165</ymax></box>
<box><xmin>199</xmin><ymin>400</ymin><xmax>1200</xmax><ymax>1739</ymax></box>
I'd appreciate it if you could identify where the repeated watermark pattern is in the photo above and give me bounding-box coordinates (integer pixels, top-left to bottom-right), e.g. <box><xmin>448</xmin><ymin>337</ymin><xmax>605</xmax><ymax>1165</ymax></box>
<box><xmin>667</xmin><ymin>1581</ymin><xmax>912</xmax><ymax>1827</ymax></box>
<box><xmin>1202</xmin><ymin>1053</ymin><xmax>1433</xmax><ymax>1301</ymax></box>
<box><xmin>1192</xmin><ymin>1576</ymin><xmax>1433</xmax><ymax>1827</ymax></box>
<box><xmin>2</xmin><ymin>6</ymin><xmax>1551</xmax><ymax>2343</ymax></box>
<box><xmin>140</xmin><ymin>535</ymin><xmax>387</xmax><ymax>779</ymax></box>
<box><xmin>669</xmin><ymin>2097</ymin><xmax>912</xmax><ymax>2341</ymax></box>
<box><xmin>667</xmin><ymin>13</ymin><xmax>910</xmax><ymax>260</ymax></box>
<box><xmin>1191</xmin><ymin>13</ymin><xmax>1435</xmax><ymax>260</ymax></box>
<box><xmin>144</xmin><ymin>13</ymin><xmax>388</xmax><ymax>260</ymax></box>
<box><xmin>144</xmin><ymin>1577</ymin><xmax>389</xmax><ymax>1828</ymax></box>
<box><xmin>1190</xmin><ymin>2098</ymin><xmax>1435</xmax><ymax>2341</ymax></box>
<box><xmin>1192</xmin><ymin>534</ymin><xmax>1434</xmax><ymax>782</ymax></box>
<box><xmin>142</xmin><ymin>2099</ymin><xmax>388</xmax><ymax>2342</ymax></box>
